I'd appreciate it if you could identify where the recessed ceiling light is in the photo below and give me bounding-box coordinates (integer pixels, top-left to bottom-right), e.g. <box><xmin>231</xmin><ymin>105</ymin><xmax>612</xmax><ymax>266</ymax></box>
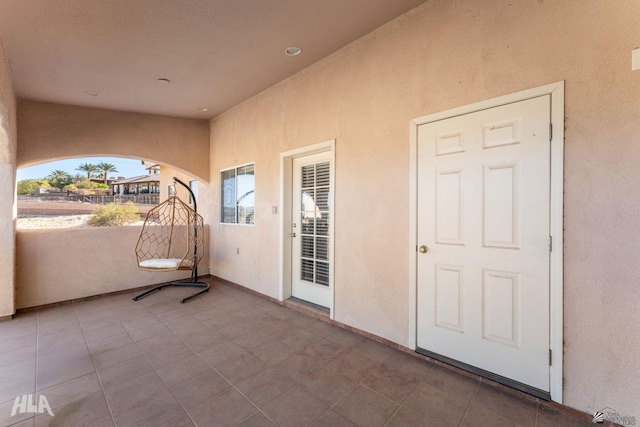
<box><xmin>197</xmin><ymin>107</ymin><xmax>209</xmax><ymax>112</ymax></box>
<box><xmin>157</xmin><ymin>78</ymin><xmax>171</xmax><ymax>85</ymax></box>
<box><xmin>285</xmin><ymin>47</ymin><xmax>302</xmax><ymax>56</ymax></box>
<box><xmin>85</xmin><ymin>91</ymin><xmax>100</xmax><ymax>97</ymax></box>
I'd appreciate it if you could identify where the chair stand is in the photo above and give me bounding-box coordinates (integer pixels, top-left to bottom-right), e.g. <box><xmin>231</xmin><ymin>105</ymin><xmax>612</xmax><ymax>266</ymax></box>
<box><xmin>133</xmin><ymin>268</ymin><xmax>210</xmax><ymax>304</ymax></box>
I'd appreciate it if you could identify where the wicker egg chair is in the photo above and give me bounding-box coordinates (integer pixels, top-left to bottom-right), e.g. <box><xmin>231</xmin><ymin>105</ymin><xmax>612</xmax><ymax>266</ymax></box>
<box><xmin>132</xmin><ymin>177</ymin><xmax>209</xmax><ymax>303</ymax></box>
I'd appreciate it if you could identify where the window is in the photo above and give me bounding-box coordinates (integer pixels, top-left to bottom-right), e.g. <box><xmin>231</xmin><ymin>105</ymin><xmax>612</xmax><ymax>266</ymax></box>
<box><xmin>221</xmin><ymin>163</ymin><xmax>255</xmax><ymax>224</ymax></box>
<box><xmin>189</xmin><ymin>180</ymin><xmax>198</xmax><ymax>205</ymax></box>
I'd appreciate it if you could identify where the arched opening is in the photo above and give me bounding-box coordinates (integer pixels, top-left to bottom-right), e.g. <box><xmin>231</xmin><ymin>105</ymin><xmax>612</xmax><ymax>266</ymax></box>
<box><xmin>16</xmin><ymin>156</ymin><xmax>201</xmax><ymax>230</ymax></box>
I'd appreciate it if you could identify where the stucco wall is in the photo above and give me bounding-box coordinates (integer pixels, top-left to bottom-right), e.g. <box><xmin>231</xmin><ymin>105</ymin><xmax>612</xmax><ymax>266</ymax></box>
<box><xmin>158</xmin><ymin>165</ymin><xmax>213</xmax><ymax>236</ymax></box>
<box><xmin>15</xmin><ymin>225</ymin><xmax>210</xmax><ymax>308</ymax></box>
<box><xmin>208</xmin><ymin>0</ymin><xmax>640</xmax><ymax>417</ymax></box>
<box><xmin>0</xmin><ymin>38</ymin><xmax>17</xmax><ymax>318</ymax></box>
<box><xmin>17</xmin><ymin>100</ymin><xmax>210</xmax><ymax>182</ymax></box>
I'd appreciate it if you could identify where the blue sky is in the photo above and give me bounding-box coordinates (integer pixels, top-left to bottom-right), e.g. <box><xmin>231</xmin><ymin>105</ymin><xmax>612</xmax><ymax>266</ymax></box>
<box><xmin>17</xmin><ymin>157</ymin><xmax>149</xmax><ymax>181</ymax></box>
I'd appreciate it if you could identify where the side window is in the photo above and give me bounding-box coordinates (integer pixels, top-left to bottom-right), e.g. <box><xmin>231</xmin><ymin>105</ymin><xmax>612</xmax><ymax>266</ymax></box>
<box><xmin>221</xmin><ymin>163</ymin><xmax>255</xmax><ymax>224</ymax></box>
<box><xmin>189</xmin><ymin>180</ymin><xmax>198</xmax><ymax>205</ymax></box>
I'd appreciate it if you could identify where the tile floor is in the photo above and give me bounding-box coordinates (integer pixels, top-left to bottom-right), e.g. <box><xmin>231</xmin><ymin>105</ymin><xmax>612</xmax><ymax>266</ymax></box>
<box><xmin>0</xmin><ymin>277</ymin><xmax>593</xmax><ymax>426</ymax></box>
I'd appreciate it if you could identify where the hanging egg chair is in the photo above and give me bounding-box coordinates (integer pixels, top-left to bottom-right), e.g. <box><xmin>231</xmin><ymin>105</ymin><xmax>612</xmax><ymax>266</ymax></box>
<box><xmin>132</xmin><ymin>177</ymin><xmax>209</xmax><ymax>303</ymax></box>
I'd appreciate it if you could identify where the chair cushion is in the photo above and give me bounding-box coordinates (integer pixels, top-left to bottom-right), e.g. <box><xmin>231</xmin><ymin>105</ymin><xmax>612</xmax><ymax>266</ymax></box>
<box><xmin>139</xmin><ymin>258</ymin><xmax>182</xmax><ymax>269</ymax></box>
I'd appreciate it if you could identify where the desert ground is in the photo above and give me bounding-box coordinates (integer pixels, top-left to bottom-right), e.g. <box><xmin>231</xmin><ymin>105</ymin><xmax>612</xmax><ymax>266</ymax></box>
<box><xmin>17</xmin><ymin>214</ymin><xmax>144</xmax><ymax>230</ymax></box>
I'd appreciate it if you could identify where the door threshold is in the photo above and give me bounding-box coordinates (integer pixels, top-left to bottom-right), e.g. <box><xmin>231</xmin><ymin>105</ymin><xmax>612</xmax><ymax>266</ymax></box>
<box><xmin>416</xmin><ymin>347</ymin><xmax>551</xmax><ymax>401</ymax></box>
<box><xmin>286</xmin><ymin>297</ymin><xmax>330</xmax><ymax>316</ymax></box>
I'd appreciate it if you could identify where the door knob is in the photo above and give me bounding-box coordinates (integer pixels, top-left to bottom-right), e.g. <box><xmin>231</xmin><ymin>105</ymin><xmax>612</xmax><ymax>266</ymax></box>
<box><xmin>418</xmin><ymin>245</ymin><xmax>429</xmax><ymax>253</ymax></box>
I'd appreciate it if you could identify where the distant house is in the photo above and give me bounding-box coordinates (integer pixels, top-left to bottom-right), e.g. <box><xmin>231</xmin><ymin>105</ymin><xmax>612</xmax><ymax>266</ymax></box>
<box><xmin>111</xmin><ymin>165</ymin><xmax>160</xmax><ymax>195</ymax></box>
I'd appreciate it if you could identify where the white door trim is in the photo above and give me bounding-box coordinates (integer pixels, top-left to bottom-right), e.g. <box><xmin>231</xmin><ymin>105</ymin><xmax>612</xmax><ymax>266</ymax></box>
<box><xmin>409</xmin><ymin>81</ymin><xmax>564</xmax><ymax>403</ymax></box>
<box><xmin>279</xmin><ymin>140</ymin><xmax>336</xmax><ymax>319</ymax></box>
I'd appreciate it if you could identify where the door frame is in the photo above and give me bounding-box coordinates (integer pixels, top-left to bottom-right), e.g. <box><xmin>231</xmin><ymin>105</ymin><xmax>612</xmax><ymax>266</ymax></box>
<box><xmin>408</xmin><ymin>82</ymin><xmax>564</xmax><ymax>403</ymax></box>
<box><xmin>279</xmin><ymin>140</ymin><xmax>336</xmax><ymax>319</ymax></box>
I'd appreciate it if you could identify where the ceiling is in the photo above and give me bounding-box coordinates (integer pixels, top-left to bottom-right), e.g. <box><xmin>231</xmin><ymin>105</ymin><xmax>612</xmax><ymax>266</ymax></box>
<box><xmin>0</xmin><ymin>0</ymin><xmax>426</xmax><ymax>119</ymax></box>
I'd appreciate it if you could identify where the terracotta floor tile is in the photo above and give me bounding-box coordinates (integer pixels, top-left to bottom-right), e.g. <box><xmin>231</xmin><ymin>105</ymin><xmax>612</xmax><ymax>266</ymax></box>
<box><xmin>36</xmin><ymin>320</ymin><xmax>81</xmax><ymax>340</ymax></box>
<box><xmin>0</xmin><ymin>356</ymin><xmax>36</xmax><ymax>382</ymax></box>
<box><xmin>198</xmin><ymin>339</ymin><xmax>248</xmax><ymax>365</ymax></box>
<box><xmin>86</xmin><ymin>332</ymin><xmax>133</xmax><ymax>355</ymax></box>
<box><xmin>323</xmin><ymin>350</ymin><xmax>380</xmax><ymax>383</ymax></box>
<box><xmin>121</xmin><ymin>315</ymin><xmax>163</xmax><ymax>331</ymax></box>
<box><xmin>189</xmin><ymin>387</ymin><xmax>257</xmax><ymax>426</ymax></box>
<box><xmin>35</xmin><ymin>390</ymin><xmax>110</xmax><ymax>427</ymax></box>
<box><xmin>135</xmin><ymin>331</ymin><xmax>182</xmax><ymax>354</ymax></box>
<box><xmin>217</xmin><ymin>318</ymin><xmax>261</xmax><ymax>340</ymax></box>
<box><xmin>0</xmin><ymin>398</ymin><xmax>35</xmax><ymax>426</ymax></box>
<box><xmin>104</xmin><ymin>371</ymin><xmax>167</xmax><ymax>413</ymax></box>
<box><xmin>38</xmin><ymin>372</ymin><xmax>101</xmax><ymax>409</ymax></box>
<box><xmin>6</xmin><ymin>417</ymin><xmax>36</xmax><ymax>427</ymax></box>
<box><xmin>237</xmin><ymin>411</ymin><xmax>277</xmax><ymax>426</ymax></box>
<box><xmin>181</xmin><ymin>326</ymin><xmax>224</xmax><ymax>352</ymax></box>
<box><xmin>310</xmin><ymin>410</ymin><xmax>358</xmax><ymax>427</ymax></box>
<box><xmin>0</xmin><ymin>334</ymin><xmax>36</xmax><ymax>356</ymax></box>
<box><xmin>95</xmin><ymin>354</ymin><xmax>152</xmax><ymax>388</ymax></box>
<box><xmin>155</xmin><ymin>413</ymin><xmax>194</xmax><ymax>427</ymax></box>
<box><xmin>36</xmin><ymin>356</ymin><xmax>94</xmax><ymax>391</ymax></box>
<box><xmin>422</xmin><ymin>365</ymin><xmax>480</xmax><ymax>402</ymax></box>
<box><xmin>155</xmin><ymin>354</ymin><xmax>212</xmax><ymax>386</ymax></box>
<box><xmin>351</xmin><ymin>338</ymin><xmax>397</xmax><ymax>364</ymax></box>
<box><xmin>90</xmin><ymin>342</ymin><xmax>142</xmax><ymax>371</ymax></box>
<box><xmin>170</xmin><ymin>369</ymin><xmax>230</xmax><ymax>410</ymax></box>
<box><xmin>0</xmin><ymin>345</ymin><xmax>36</xmax><ymax>367</ymax></box>
<box><xmin>386</xmin><ymin>407</ymin><xmax>437</xmax><ymax>427</ymax></box>
<box><xmin>0</xmin><ymin>279</ymin><xmax>597</xmax><ymax>427</ymax></box>
<box><xmin>82</xmin><ymin>323</ymin><xmax>127</xmax><ymax>344</ymax></box>
<box><xmin>461</xmin><ymin>404</ymin><xmax>521</xmax><ymax>427</ymax></box>
<box><xmin>215</xmin><ymin>351</ymin><xmax>266</xmax><ymax>383</ymax></box>
<box><xmin>403</xmin><ymin>382</ymin><xmax>470</xmax><ymax>427</ymax></box>
<box><xmin>0</xmin><ymin>372</ymin><xmax>36</xmax><ymax>406</ymax></box>
<box><xmin>262</xmin><ymin>386</ymin><xmax>327</xmax><ymax>427</ymax></box>
<box><xmin>235</xmin><ymin>367</ymin><xmax>297</xmax><ymax>407</ymax></box>
<box><xmin>111</xmin><ymin>389</ymin><xmax>186</xmax><ymax>427</ymax></box>
<box><xmin>77</xmin><ymin>313</ymin><xmax>120</xmax><ymax>332</ymax></box>
<box><xmin>382</xmin><ymin>350</ymin><xmax>434</xmax><ymax>379</ymax></box>
<box><xmin>298</xmin><ymin>366</ymin><xmax>359</xmax><ymax>406</ymax></box>
<box><xmin>536</xmin><ymin>405</ymin><xmax>593</xmax><ymax>427</ymax></box>
<box><xmin>144</xmin><ymin>341</ymin><xmax>195</xmax><ymax>369</ymax></box>
<box><xmin>333</xmin><ymin>385</ymin><xmax>399</xmax><ymax>427</ymax></box>
<box><xmin>126</xmin><ymin>322</ymin><xmax>170</xmax><ymax>341</ymax></box>
<box><xmin>252</xmin><ymin>340</ymin><xmax>298</xmax><ymax>366</ymax></box>
<box><xmin>362</xmin><ymin>362</ymin><xmax>421</xmax><ymax>403</ymax></box>
<box><xmin>470</xmin><ymin>384</ymin><xmax>537</xmax><ymax>426</ymax></box>
<box><xmin>324</xmin><ymin>327</ymin><xmax>366</xmax><ymax>349</ymax></box>
<box><xmin>37</xmin><ymin>331</ymin><xmax>85</xmax><ymax>355</ymax></box>
<box><xmin>233</xmin><ymin>329</ymin><xmax>276</xmax><ymax>353</ymax></box>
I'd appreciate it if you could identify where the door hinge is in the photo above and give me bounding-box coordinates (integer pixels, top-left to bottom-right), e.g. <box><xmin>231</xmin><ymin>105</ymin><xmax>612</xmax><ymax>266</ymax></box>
<box><xmin>549</xmin><ymin>123</ymin><xmax>553</xmax><ymax>140</ymax></box>
<box><xmin>548</xmin><ymin>236</ymin><xmax>552</xmax><ymax>252</ymax></box>
<box><xmin>549</xmin><ymin>349</ymin><xmax>553</xmax><ymax>366</ymax></box>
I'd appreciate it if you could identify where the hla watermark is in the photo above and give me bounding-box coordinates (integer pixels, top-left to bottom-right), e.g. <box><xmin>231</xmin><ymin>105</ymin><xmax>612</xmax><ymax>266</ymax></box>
<box><xmin>593</xmin><ymin>407</ymin><xmax>636</xmax><ymax>426</ymax></box>
<box><xmin>10</xmin><ymin>394</ymin><xmax>54</xmax><ymax>417</ymax></box>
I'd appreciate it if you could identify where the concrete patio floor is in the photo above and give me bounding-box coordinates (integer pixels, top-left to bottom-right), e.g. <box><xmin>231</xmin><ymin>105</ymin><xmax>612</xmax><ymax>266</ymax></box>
<box><xmin>0</xmin><ymin>277</ymin><xmax>594</xmax><ymax>426</ymax></box>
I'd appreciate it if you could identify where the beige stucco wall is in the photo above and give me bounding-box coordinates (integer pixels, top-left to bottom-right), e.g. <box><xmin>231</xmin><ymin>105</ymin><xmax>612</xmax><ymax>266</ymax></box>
<box><xmin>159</xmin><ymin>165</ymin><xmax>213</xmax><ymax>233</ymax></box>
<box><xmin>15</xmin><ymin>225</ymin><xmax>210</xmax><ymax>308</ymax></box>
<box><xmin>208</xmin><ymin>0</ymin><xmax>640</xmax><ymax>417</ymax></box>
<box><xmin>0</xmin><ymin>38</ymin><xmax>17</xmax><ymax>318</ymax></box>
<box><xmin>17</xmin><ymin>100</ymin><xmax>210</xmax><ymax>182</ymax></box>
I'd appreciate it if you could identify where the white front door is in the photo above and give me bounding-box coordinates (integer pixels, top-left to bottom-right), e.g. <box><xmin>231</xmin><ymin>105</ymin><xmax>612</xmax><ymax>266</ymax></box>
<box><xmin>416</xmin><ymin>95</ymin><xmax>551</xmax><ymax>394</ymax></box>
<box><xmin>291</xmin><ymin>152</ymin><xmax>332</xmax><ymax>309</ymax></box>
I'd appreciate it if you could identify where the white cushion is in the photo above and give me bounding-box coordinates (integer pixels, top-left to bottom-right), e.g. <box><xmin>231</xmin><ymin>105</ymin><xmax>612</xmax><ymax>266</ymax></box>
<box><xmin>139</xmin><ymin>258</ymin><xmax>182</xmax><ymax>269</ymax></box>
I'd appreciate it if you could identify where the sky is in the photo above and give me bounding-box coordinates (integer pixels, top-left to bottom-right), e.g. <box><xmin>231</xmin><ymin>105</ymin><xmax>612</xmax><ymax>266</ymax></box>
<box><xmin>17</xmin><ymin>157</ymin><xmax>149</xmax><ymax>181</ymax></box>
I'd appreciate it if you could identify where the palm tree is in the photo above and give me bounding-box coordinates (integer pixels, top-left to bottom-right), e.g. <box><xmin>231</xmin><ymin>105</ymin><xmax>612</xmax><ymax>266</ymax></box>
<box><xmin>47</xmin><ymin>169</ymin><xmax>71</xmax><ymax>189</ymax></box>
<box><xmin>75</xmin><ymin>162</ymin><xmax>98</xmax><ymax>179</ymax></box>
<box><xmin>96</xmin><ymin>162</ymin><xmax>118</xmax><ymax>184</ymax></box>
